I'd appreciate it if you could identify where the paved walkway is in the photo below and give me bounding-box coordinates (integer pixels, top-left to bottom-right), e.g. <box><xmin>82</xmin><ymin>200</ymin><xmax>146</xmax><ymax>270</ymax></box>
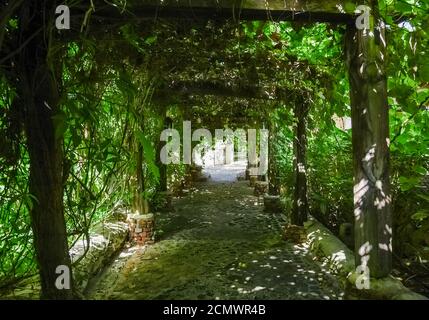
<box><xmin>88</xmin><ymin>181</ymin><xmax>344</xmax><ymax>300</ymax></box>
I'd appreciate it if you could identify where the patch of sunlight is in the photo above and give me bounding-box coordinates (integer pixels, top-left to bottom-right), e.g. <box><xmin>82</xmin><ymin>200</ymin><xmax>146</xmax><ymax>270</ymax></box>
<box><xmin>332</xmin><ymin>250</ymin><xmax>346</xmax><ymax>263</ymax></box>
<box><xmin>358</xmin><ymin>242</ymin><xmax>373</xmax><ymax>256</ymax></box>
<box><xmin>386</xmin><ymin>224</ymin><xmax>392</xmax><ymax>235</ymax></box>
<box><xmin>354</xmin><ymin>178</ymin><xmax>369</xmax><ymax>219</ymax></box>
<box><xmin>104</xmin><ymin>222</ymin><xmax>127</xmax><ymax>231</ymax></box>
<box><xmin>251</xmin><ymin>286</ymin><xmax>266</xmax><ymax>292</ymax></box>
<box><xmin>90</xmin><ymin>234</ymin><xmax>108</xmax><ymax>247</ymax></box>
<box><xmin>119</xmin><ymin>251</ymin><xmax>135</xmax><ymax>258</ymax></box>
<box><xmin>269</xmin><ymin>256</ymin><xmax>277</xmax><ymax>260</ymax></box>
<box><xmin>336</xmin><ymin>4</ymin><xmax>345</xmax><ymax>13</ymax></box>
<box><xmin>363</xmin><ymin>145</ymin><xmax>376</xmax><ymax>162</ymax></box>
<box><xmin>398</xmin><ymin>21</ymin><xmax>415</xmax><ymax>32</ymax></box>
<box><xmin>237</xmin><ymin>288</ymin><xmax>249</xmax><ymax>294</ymax></box>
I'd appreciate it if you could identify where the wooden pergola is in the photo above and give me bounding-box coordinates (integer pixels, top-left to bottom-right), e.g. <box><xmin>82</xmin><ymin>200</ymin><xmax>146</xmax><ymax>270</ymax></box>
<box><xmin>5</xmin><ymin>0</ymin><xmax>391</xmax><ymax>298</ymax></box>
<box><xmin>108</xmin><ymin>0</ymin><xmax>389</xmax><ymax>279</ymax></box>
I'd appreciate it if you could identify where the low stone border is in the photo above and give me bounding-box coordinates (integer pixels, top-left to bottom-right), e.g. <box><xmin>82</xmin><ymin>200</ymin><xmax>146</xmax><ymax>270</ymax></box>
<box><xmin>304</xmin><ymin>218</ymin><xmax>428</xmax><ymax>300</ymax></box>
<box><xmin>71</xmin><ymin>221</ymin><xmax>129</xmax><ymax>293</ymax></box>
<box><xmin>0</xmin><ymin>220</ymin><xmax>128</xmax><ymax>299</ymax></box>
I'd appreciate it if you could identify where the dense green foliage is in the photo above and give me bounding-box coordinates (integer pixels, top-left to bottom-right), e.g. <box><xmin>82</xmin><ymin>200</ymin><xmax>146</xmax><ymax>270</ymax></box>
<box><xmin>0</xmin><ymin>0</ymin><xmax>428</xmax><ymax>294</ymax></box>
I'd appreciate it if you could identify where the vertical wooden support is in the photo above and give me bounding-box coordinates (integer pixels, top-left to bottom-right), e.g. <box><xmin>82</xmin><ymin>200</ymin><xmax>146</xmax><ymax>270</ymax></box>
<box><xmin>345</xmin><ymin>6</ymin><xmax>392</xmax><ymax>278</ymax></box>
<box><xmin>156</xmin><ymin>105</ymin><xmax>170</xmax><ymax>192</ymax></box>
<box><xmin>134</xmin><ymin>143</ymin><xmax>146</xmax><ymax>214</ymax></box>
<box><xmin>18</xmin><ymin>2</ymin><xmax>74</xmax><ymax>299</ymax></box>
<box><xmin>134</xmin><ymin>115</ymin><xmax>148</xmax><ymax>214</ymax></box>
<box><xmin>268</xmin><ymin>119</ymin><xmax>280</xmax><ymax>195</ymax></box>
<box><xmin>291</xmin><ymin>99</ymin><xmax>309</xmax><ymax>226</ymax></box>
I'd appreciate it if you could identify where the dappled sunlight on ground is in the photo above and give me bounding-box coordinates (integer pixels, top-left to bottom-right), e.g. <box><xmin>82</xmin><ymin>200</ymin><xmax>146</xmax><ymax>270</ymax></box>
<box><xmin>203</xmin><ymin>160</ymin><xmax>247</xmax><ymax>182</ymax></box>
<box><xmin>88</xmin><ymin>180</ymin><xmax>344</xmax><ymax>300</ymax></box>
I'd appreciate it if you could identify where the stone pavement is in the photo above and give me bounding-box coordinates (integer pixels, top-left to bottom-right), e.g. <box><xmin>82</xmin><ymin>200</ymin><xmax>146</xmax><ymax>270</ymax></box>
<box><xmin>87</xmin><ymin>181</ymin><xmax>345</xmax><ymax>300</ymax></box>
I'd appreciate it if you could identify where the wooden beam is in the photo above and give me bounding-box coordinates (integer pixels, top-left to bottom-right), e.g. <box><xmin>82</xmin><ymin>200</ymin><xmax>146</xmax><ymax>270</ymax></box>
<box><xmin>345</xmin><ymin>8</ymin><xmax>392</xmax><ymax>278</ymax></box>
<box><xmin>75</xmin><ymin>0</ymin><xmax>357</xmax><ymax>24</ymax></box>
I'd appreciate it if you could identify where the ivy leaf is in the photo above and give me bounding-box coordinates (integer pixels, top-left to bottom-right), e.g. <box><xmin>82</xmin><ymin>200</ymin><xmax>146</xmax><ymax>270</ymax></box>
<box><xmin>398</xmin><ymin>176</ymin><xmax>421</xmax><ymax>191</ymax></box>
<box><xmin>417</xmin><ymin>194</ymin><xmax>429</xmax><ymax>202</ymax></box>
<box><xmin>136</xmin><ymin>132</ymin><xmax>160</xmax><ymax>181</ymax></box>
<box><xmin>411</xmin><ymin>210</ymin><xmax>429</xmax><ymax>222</ymax></box>
<box><xmin>145</xmin><ymin>35</ymin><xmax>157</xmax><ymax>45</ymax></box>
<box><xmin>414</xmin><ymin>165</ymin><xmax>427</xmax><ymax>176</ymax></box>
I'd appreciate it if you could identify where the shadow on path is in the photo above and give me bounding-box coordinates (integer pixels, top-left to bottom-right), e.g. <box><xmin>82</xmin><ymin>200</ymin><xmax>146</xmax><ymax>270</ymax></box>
<box><xmin>88</xmin><ymin>181</ymin><xmax>344</xmax><ymax>300</ymax></box>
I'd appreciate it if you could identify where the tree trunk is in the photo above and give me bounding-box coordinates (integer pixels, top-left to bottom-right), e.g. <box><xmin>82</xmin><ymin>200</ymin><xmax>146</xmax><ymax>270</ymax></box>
<box><xmin>291</xmin><ymin>100</ymin><xmax>309</xmax><ymax>226</ymax></box>
<box><xmin>18</xmin><ymin>1</ymin><xmax>74</xmax><ymax>299</ymax></box>
<box><xmin>345</xmin><ymin>3</ymin><xmax>392</xmax><ymax>278</ymax></box>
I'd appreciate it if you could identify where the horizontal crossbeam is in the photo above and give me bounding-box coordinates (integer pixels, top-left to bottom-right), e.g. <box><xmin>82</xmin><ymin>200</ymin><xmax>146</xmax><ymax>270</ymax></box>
<box><xmin>76</xmin><ymin>0</ymin><xmax>358</xmax><ymax>24</ymax></box>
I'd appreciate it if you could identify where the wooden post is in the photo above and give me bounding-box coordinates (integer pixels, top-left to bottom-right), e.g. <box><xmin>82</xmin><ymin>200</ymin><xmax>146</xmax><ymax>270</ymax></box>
<box><xmin>134</xmin><ymin>110</ymin><xmax>148</xmax><ymax>214</ymax></box>
<box><xmin>268</xmin><ymin>119</ymin><xmax>280</xmax><ymax>196</ymax></box>
<box><xmin>345</xmin><ymin>4</ymin><xmax>392</xmax><ymax>278</ymax></box>
<box><xmin>17</xmin><ymin>1</ymin><xmax>74</xmax><ymax>299</ymax></box>
<box><xmin>134</xmin><ymin>142</ymin><xmax>146</xmax><ymax>214</ymax></box>
<box><xmin>156</xmin><ymin>105</ymin><xmax>170</xmax><ymax>192</ymax></box>
<box><xmin>291</xmin><ymin>99</ymin><xmax>309</xmax><ymax>226</ymax></box>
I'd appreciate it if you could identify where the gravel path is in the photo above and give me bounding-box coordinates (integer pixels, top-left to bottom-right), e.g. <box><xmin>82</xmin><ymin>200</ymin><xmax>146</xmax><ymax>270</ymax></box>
<box><xmin>87</xmin><ymin>181</ymin><xmax>344</xmax><ymax>300</ymax></box>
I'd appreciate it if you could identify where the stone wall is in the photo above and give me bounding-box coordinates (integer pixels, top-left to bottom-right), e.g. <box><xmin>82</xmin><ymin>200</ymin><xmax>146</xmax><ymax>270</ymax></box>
<box><xmin>0</xmin><ymin>219</ymin><xmax>129</xmax><ymax>299</ymax></box>
<box><xmin>71</xmin><ymin>221</ymin><xmax>129</xmax><ymax>293</ymax></box>
<box><xmin>304</xmin><ymin>218</ymin><xmax>428</xmax><ymax>300</ymax></box>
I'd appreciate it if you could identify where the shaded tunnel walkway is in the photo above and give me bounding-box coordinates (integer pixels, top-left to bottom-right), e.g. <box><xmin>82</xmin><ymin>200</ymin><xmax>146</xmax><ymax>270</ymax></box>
<box><xmin>88</xmin><ymin>176</ymin><xmax>345</xmax><ymax>300</ymax></box>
